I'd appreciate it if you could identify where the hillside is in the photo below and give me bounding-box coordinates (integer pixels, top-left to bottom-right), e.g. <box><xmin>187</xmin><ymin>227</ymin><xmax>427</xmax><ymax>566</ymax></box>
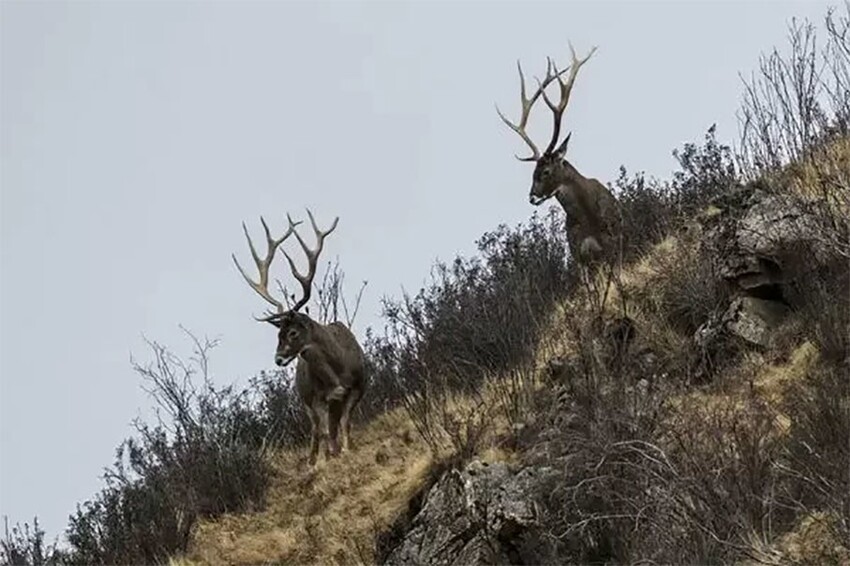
<box><xmin>167</xmin><ymin>192</ymin><xmax>849</xmax><ymax>564</ymax></box>
<box><xmin>3</xmin><ymin>6</ymin><xmax>849</xmax><ymax>566</ymax></box>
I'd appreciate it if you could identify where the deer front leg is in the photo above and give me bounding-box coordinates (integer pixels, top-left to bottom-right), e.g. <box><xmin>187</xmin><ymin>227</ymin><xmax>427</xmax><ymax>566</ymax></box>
<box><xmin>312</xmin><ymin>398</ymin><xmax>337</xmax><ymax>459</ymax></box>
<box><xmin>307</xmin><ymin>405</ymin><xmax>320</xmax><ymax>466</ymax></box>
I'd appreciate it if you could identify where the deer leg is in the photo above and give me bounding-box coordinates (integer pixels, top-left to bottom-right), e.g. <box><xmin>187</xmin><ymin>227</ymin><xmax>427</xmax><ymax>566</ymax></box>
<box><xmin>311</xmin><ymin>398</ymin><xmax>332</xmax><ymax>462</ymax></box>
<box><xmin>327</xmin><ymin>400</ymin><xmax>342</xmax><ymax>457</ymax></box>
<box><xmin>339</xmin><ymin>388</ymin><xmax>363</xmax><ymax>452</ymax></box>
<box><xmin>306</xmin><ymin>405</ymin><xmax>320</xmax><ymax>466</ymax></box>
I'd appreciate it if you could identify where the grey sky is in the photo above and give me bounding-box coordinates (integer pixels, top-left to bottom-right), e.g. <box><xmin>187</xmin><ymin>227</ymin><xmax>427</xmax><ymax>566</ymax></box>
<box><xmin>1</xmin><ymin>0</ymin><xmax>833</xmax><ymax>542</ymax></box>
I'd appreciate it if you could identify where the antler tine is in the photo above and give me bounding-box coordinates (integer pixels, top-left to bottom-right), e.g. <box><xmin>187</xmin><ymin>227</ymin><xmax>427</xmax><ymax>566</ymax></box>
<box><xmin>541</xmin><ymin>41</ymin><xmax>598</xmax><ymax>155</ymax></box>
<box><xmin>232</xmin><ymin>214</ymin><xmax>303</xmax><ymax>318</ymax></box>
<box><xmin>496</xmin><ymin>59</ymin><xmax>569</xmax><ymax>162</ymax></box>
<box><xmin>280</xmin><ymin>208</ymin><xmax>340</xmax><ymax>313</ymax></box>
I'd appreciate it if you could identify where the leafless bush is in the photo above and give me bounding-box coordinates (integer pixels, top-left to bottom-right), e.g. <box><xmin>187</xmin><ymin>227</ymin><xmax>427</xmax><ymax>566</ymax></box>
<box><xmin>738</xmin><ymin>4</ymin><xmax>849</xmax><ymax>176</ymax></box>
<box><xmin>614</xmin><ymin>125</ymin><xmax>740</xmax><ymax>266</ymax></box>
<box><xmin>363</xmin><ymin>211</ymin><xmax>571</xmax><ymax>456</ymax></box>
<box><xmin>1</xmin><ymin>518</ymin><xmax>64</xmax><ymax>566</ymax></box>
<box><xmin>622</xmin><ymin>226</ymin><xmax>735</xmax><ymax>383</ymax></box>
<box><xmin>780</xmin><ymin>242</ymin><xmax>850</xmax><ymax>366</ymax></box>
<box><xmin>64</xmin><ymin>329</ymin><xmax>293</xmax><ymax>564</ymax></box>
<box><xmin>738</xmin><ymin>4</ymin><xmax>850</xmax><ymax>261</ymax></box>
<box><xmin>311</xmin><ymin>257</ymin><xmax>368</xmax><ymax>328</ymax></box>
<box><xmin>612</xmin><ymin>167</ymin><xmax>674</xmax><ymax>260</ymax></box>
<box><xmin>529</xmin><ymin>309</ymin><xmax>793</xmax><ymax>564</ymax></box>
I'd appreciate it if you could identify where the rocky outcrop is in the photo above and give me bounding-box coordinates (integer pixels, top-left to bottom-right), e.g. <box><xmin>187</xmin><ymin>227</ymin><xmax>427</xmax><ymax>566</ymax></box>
<box><xmin>382</xmin><ymin>460</ymin><xmax>551</xmax><ymax>565</ymax></box>
<box><xmin>700</xmin><ymin>183</ymin><xmax>821</xmax><ymax>347</ymax></box>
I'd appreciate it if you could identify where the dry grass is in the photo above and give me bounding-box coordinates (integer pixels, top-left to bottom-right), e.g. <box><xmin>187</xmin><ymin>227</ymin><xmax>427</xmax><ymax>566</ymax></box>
<box><xmin>175</xmin><ymin>408</ymin><xmax>434</xmax><ymax>566</ymax></box>
<box><xmin>668</xmin><ymin>341</ymin><xmax>819</xmax><ymax>422</ymax></box>
<box><xmin>785</xmin><ymin>135</ymin><xmax>850</xmax><ymax>202</ymax></box>
<box><xmin>172</xmin><ymin>373</ymin><xmax>528</xmax><ymax>566</ymax></box>
<box><xmin>744</xmin><ymin>512</ymin><xmax>850</xmax><ymax>566</ymax></box>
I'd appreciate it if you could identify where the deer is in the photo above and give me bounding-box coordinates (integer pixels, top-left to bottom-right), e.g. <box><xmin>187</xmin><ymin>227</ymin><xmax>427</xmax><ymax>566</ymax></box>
<box><xmin>496</xmin><ymin>42</ymin><xmax>624</xmax><ymax>311</ymax></box>
<box><xmin>496</xmin><ymin>43</ymin><xmax>621</xmax><ymax>269</ymax></box>
<box><xmin>232</xmin><ymin>209</ymin><xmax>368</xmax><ymax>465</ymax></box>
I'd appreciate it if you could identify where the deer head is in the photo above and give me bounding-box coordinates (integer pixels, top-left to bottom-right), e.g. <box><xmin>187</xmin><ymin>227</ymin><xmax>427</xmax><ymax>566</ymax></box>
<box><xmin>496</xmin><ymin>42</ymin><xmax>597</xmax><ymax>206</ymax></box>
<box><xmin>232</xmin><ymin>209</ymin><xmax>339</xmax><ymax>367</ymax></box>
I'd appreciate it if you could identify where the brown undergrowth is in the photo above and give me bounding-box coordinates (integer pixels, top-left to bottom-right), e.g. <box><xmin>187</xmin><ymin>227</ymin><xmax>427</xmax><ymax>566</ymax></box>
<box><xmin>172</xmin><ymin>408</ymin><xmax>433</xmax><ymax>566</ymax></box>
<box><xmin>170</xmin><ymin>375</ymin><xmax>528</xmax><ymax>566</ymax></box>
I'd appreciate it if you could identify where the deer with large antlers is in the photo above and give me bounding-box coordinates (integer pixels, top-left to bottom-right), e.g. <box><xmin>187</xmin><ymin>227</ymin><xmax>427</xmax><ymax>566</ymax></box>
<box><xmin>233</xmin><ymin>210</ymin><xmax>367</xmax><ymax>465</ymax></box>
<box><xmin>497</xmin><ymin>43</ymin><xmax>620</xmax><ymax>267</ymax></box>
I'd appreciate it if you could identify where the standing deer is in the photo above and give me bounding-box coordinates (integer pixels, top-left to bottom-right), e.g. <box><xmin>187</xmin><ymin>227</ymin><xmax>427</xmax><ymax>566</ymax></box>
<box><xmin>496</xmin><ymin>43</ymin><xmax>620</xmax><ymax>268</ymax></box>
<box><xmin>232</xmin><ymin>210</ymin><xmax>367</xmax><ymax>465</ymax></box>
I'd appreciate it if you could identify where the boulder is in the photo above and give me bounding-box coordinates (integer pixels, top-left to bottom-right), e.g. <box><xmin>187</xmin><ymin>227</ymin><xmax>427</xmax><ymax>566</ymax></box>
<box><xmin>723</xmin><ymin>296</ymin><xmax>790</xmax><ymax>348</ymax></box>
<box><xmin>382</xmin><ymin>460</ymin><xmax>550</xmax><ymax>565</ymax></box>
<box><xmin>709</xmin><ymin>188</ymin><xmax>820</xmax><ymax>296</ymax></box>
<box><xmin>701</xmin><ymin>185</ymin><xmax>821</xmax><ymax>347</ymax></box>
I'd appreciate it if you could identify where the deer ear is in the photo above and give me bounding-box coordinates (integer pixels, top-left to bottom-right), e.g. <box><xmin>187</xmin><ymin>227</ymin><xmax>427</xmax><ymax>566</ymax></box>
<box><xmin>554</xmin><ymin>132</ymin><xmax>572</xmax><ymax>158</ymax></box>
<box><xmin>265</xmin><ymin>318</ymin><xmax>283</xmax><ymax>328</ymax></box>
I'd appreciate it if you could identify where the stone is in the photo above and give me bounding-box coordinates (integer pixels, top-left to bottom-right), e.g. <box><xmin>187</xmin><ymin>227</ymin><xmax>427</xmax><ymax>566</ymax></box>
<box><xmin>722</xmin><ymin>296</ymin><xmax>790</xmax><ymax>347</ymax></box>
<box><xmin>382</xmin><ymin>460</ymin><xmax>549</xmax><ymax>565</ymax></box>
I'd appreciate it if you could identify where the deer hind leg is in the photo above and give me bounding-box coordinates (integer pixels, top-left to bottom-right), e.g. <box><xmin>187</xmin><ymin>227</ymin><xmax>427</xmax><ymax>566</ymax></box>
<box><xmin>339</xmin><ymin>388</ymin><xmax>363</xmax><ymax>452</ymax></box>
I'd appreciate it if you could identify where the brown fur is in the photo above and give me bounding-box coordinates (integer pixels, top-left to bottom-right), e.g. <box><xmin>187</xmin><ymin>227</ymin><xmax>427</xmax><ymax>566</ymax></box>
<box><xmin>496</xmin><ymin>44</ymin><xmax>620</xmax><ymax>265</ymax></box>
<box><xmin>274</xmin><ymin>314</ymin><xmax>367</xmax><ymax>464</ymax></box>
<box><xmin>531</xmin><ymin>144</ymin><xmax>620</xmax><ymax>265</ymax></box>
<box><xmin>233</xmin><ymin>210</ymin><xmax>368</xmax><ymax>466</ymax></box>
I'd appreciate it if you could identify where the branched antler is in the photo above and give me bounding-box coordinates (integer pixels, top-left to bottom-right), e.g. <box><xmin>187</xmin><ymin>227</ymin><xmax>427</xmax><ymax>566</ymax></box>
<box><xmin>496</xmin><ymin>42</ymin><xmax>597</xmax><ymax>160</ymax></box>
<box><xmin>541</xmin><ymin>42</ymin><xmax>598</xmax><ymax>155</ymax></box>
<box><xmin>232</xmin><ymin>215</ymin><xmax>303</xmax><ymax>319</ymax></box>
<box><xmin>281</xmin><ymin>209</ymin><xmax>340</xmax><ymax>313</ymax></box>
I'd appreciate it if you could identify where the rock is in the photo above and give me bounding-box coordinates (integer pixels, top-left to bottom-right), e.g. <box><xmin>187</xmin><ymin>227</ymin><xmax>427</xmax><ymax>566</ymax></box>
<box><xmin>723</xmin><ymin>296</ymin><xmax>790</xmax><ymax>347</ymax></box>
<box><xmin>382</xmin><ymin>460</ymin><xmax>549</xmax><ymax>565</ymax></box>
<box><xmin>735</xmin><ymin>194</ymin><xmax>819</xmax><ymax>259</ymax></box>
<box><xmin>710</xmin><ymin>189</ymin><xmax>821</xmax><ymax>296</ymax></box>
<box><xmin>700</xmin><ymin>186</ymin><xmax>822</xmax><ymax>350</ymax></box>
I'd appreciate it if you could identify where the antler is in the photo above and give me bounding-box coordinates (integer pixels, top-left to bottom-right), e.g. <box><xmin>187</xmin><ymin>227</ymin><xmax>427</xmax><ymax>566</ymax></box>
<box><xmin>540</xmin><ymin>42</ymin><xmax>598</xmax><ymax>155</ymax></box>
<box><xmin>496</xmin><ymin>42</ymin><xmax>597</xmax><ymax>161</ymax></box>
<box><xmin>281</xmin><ymin>209</ymin><xmax>339</xmax><ymax>314</ymax></box>
<box><xmin>496</xmin><ymin>59</ymin><xmax>567</xmax><ymax>161</ymax></box>
<box><xmin>232</xmin><ymin>215</ymin><xmax>303</xmax><ymax>320</ymax></box>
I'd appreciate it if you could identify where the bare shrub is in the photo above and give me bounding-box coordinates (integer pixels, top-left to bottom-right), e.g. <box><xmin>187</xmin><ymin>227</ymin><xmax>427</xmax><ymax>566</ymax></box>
<box><xmin>614</xmin><ymin>125</ymin><xmax>741</xmax><ymax>265</ymax></box>
<box><xmin>612</xmin><ymin>167</ymin><xmax>674</xmax><ymax>260</ymax></box>
<box><xmin>529</xmin><ymin>315</ymin><xmax>792</xmax><ymax>564</ymax></box>
<box><xmin>733</xmin><ymin>10</ymin><xmax>850</xmax><ymax>550</ymax></box>
<box><xmin>738</xmin><ymin>5</ymin><xmax>850</xmax><ymax>177</ymax></box>
<box><xmin>622</xmin><ymin>228</ymin><xmax>734</xmax><ymax>382</ymax></box>
<box><xmin>1</xmin><ymin>518</ymin><xmax>64</xmax><ymax>566</ymax></box>
<box><xmin>738</xmin><ymin>4</ymin><xmax>850</xmax><ymax>261</ymax></box>
<box><xmin>370</xmin><ymin>210</ymin><xmax>573</xmax><ymax>454</ymax></box>
<box><xmin>64</xmin><ymin>331</ymin><xmax>283</xmax><ymax>564</ymax></box>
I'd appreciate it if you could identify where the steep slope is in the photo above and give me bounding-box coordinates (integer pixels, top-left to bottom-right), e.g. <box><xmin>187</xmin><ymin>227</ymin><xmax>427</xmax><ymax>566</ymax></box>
<box><xmin>171</xmin><ymin>181</ymin><xmax>849</xmax><ymax>565</ymax></box>
<box><xmin>172</xmin><ymin>409</ymin><xmax>434</xmax><ymax>565</ymax></box>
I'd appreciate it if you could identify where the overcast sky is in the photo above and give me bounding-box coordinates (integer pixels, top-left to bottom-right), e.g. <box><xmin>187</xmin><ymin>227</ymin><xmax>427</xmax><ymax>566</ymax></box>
<box><xmin>1</xmin><ymin>0</ymin><xmax>834</xmax><ymax>543</ymax></box>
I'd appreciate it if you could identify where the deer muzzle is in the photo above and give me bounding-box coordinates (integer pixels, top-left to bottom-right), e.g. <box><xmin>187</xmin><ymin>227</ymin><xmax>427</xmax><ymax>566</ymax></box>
<box><xmin>275</xmin><ymin>354</ymin><xmax>298</xmax><ymax>367</ymax></box>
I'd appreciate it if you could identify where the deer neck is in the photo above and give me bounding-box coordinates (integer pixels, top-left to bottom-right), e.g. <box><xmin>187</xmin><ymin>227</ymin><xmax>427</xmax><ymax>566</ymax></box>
<box><xmin>298</xmin><ymin>319</ymin><xmax>344</xmax><ymax>366</ymax></box>
<box><xmin>553</xmin><ymin>161</ymin><xmax>593</xmax><ymax>221</ymax></box>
